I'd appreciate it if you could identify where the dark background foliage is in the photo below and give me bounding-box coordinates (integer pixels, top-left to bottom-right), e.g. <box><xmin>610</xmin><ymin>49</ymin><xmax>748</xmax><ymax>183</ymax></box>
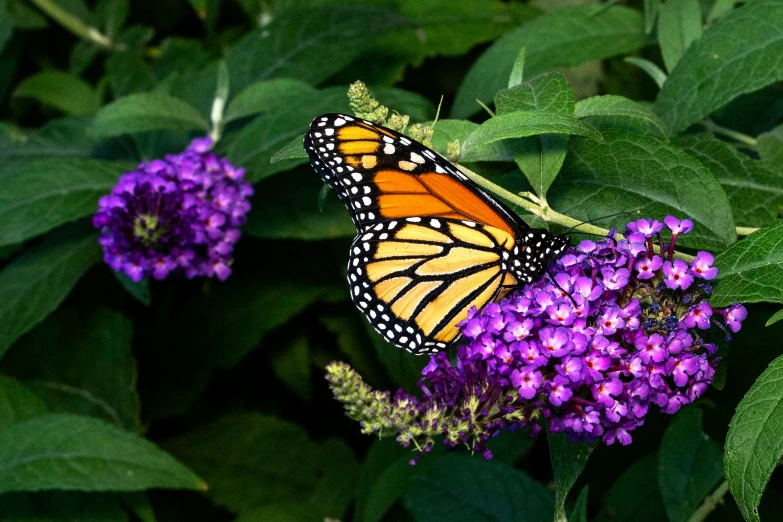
<box><xmin>1</xmin><ymin>0</ymin><xmax>783</xmax><ymax>521</ymax></box>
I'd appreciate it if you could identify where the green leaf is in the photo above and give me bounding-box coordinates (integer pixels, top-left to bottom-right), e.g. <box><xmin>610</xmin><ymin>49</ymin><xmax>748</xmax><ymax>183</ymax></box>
<box><xmin>7</xmin><ymin>0</ymin><xmax>47</xmax><ymax>30</ymax></box>
<box><xmin>707</xmin><ymin>0</ymin><xmax>738</xmax><ymax>24</ymax></box>
<box><xmin>0</xmin><ymin>377</ymin><xmax>48</xmax><ymax>430</ymax></box>
<box><xmin>596</xmin><ymin>456</ymin><xmax>668</xmax><ymax>522</ymax></box>
<box><xmin>451</xmin><ymin>5</ymin><xmax>646</xmax><ymax>119</ymax></box>
<box><xmin>226</xmin><ymin>6</ymin><xmax>406</xmax><ymax>91</ymax></box>
<box><xmin>0</xmin><ymin>0</ymin><xmax>14</xmax><ymax>55</ymax></box>
<box><xmin>725</xmin><ymin>354</ymin><xmax>783</xmax><ymax>522</ymax></box>
<box><xmin>569</xmin><ymin>486</ymin><xmax>589</xmax><ymax>522</ymax></box>
<box><xmin>225</xmin><ymin>79</ymin><xmax>318</xmax><ymax>123</ymax></box>
<box><xmin>318</xmin><ymin>313</ymin><xmax>385</xmax><ymax>387</ymax></box>
<box><xmin>0</xmin><ymin>225</ymin><xmax>101</xmax><ymax>359</ymax></box>
<box><xmin>712</xmin><ymin>221</ymin><xmax>783</xmax><ymax>307</ymax></box>
<box><xmin>624</xmin><ymin>56</ymin><xmax>668</xmax><ymax>88</ymax></box>
<box><xmin>645</xmin><ymin>0</ymin><xmax>661</xmax><ymax>34</ymax></box>
<box><xmin>105</xmin><ymin>52</ymin><xmax>157</xmax><ymax>97</ymax></box>
<box><xmin>164</xmin><ymin>413</ymin><xmax>357</xmax><ymax>517</ymax></box>
<box><xmin>494</xmin><ymin>72</ymin><xmax>574</xmax><ymax>197</ymax></box>
<box><xmin>676</xmin><ymin>134</ymin><xmax>783</xmax><ymax>228</ymax></box>
<box><xmin>0</xmin><ymin>158</ymin><xmax>125</xmax><ymax>246</ymax></box>
<box><xmin>657</xmin><ymin>407</ymin><xmax>723</xmax><ymax>522</ymax></box>
<box><xmin>757</xmin><ymin>123</ymin><xmax>783</xmax><ymax>170</ymax></box>
<box><xmin>0</xmin><ymin>413</ymin><xmax>204</xmax><ymax>494</ymax></box>
<box><xmin>113</xmin><ymin>272</ymin><xmax>151</xmax><ymax>306</ymax></box>
<box><xmin>508</xmin><ymin>47</ymin><xmax>526</xmax><ymax>88</ymax></box>
<box><xmin>14</xmin><ymin>71</ymin><xmax>97</xmax><ymax>115</ymax></box>
<box><xmin>658</xmin><ymin>0</ymin><xmax>703</xmax><ymax>72</ymax></box>
<box><xmin>548</xmin><ymin>430</ymin><xmax>593</xmax><ymax>522</ymax></box>
<box><xmin>2</xmin><ymin>307</ymin><xmax>140</xmax><ymax>431</ymax></box>
<box><xmin>404</xmin><ymin>454</ymin><xmax>554</xmax><ymax>522</ymax></box>
<box><xmin>462</xmin><ymin>110</ymin><xmax>601</xmax><ymax>156</ymax></box>
<box><xmin>766</xmin><ymin>308</ymin><xmax>783</xmax><ymax>327</ymax></box>
<box><xmin>91</xmin><ymin>93</ymin><xmax>208</xmax><ymax>138</ymax></box>
<box><xmin>271</xmin><ymin>334</ymin><xmax>311</xmax><ymax>401</ymax></box>
<box><xmin>431</xmin><ymin>119</ymin><xmax>517</xmax><ymax>162</ymax></box>
<box><xmin>0</xmin><ymin>491</ymin><xmax>128</xmax><ymax>521</ymax></box>
<box><xmin>361</xmin><ymin>452</ymin><xmax>438</xmax><ymax>522</ymax></box>
<box><xmin>574</xmin><ymin>94</ymin><xmax>668</xmax><ymax>139</ymax></box>
<box><xmin>551</xmin><ymin>131</ymin><xmax>736</xmax><ymax>250</ymax></box>
<box><xmin>244</xmin><ymin>169</ymin><xmax>354</xmax><ymax>241</ymax></box>
<box><xmin>655</xmin><ymin>0</ymin><xmax>783</xmax><ymax>134</ymax></box>
<box><xmin>235</xmin><ymin>502</ymin><xmax>323</xmax><ymax>522</ymax></box>
<box><xmin>270</xmin><ymin>135</ymin><xmax>307</xmax><ymax>164</ymax></box>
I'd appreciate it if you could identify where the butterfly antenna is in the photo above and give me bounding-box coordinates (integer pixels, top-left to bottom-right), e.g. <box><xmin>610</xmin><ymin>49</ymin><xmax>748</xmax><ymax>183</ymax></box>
<box><xmin>563</xmin><ymin>211</ymin><xmax>634</xmax><ymax>235</ymax></box>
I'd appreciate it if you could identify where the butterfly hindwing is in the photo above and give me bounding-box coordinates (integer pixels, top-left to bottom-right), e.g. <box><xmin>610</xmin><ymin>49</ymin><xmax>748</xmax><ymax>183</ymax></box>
<box><xmin>348</xmin><ymin>217</ymin><xmax>519</xmax><ymax>354</ymax></box>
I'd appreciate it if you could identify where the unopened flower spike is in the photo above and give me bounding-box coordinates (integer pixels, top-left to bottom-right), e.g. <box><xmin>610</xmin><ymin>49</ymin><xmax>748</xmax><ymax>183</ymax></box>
<box><xmin>93</xmin><ymin>137</ymin><xmax>254</xmax><ymax>282</ymax></box>
<box><xmin>327</xmin><ymin>215</ymin><xmax>747</xmax><ymax>460</ymax></box>
<box><xmin>445</xmin><ymin>139</ymin><xmax>461</xmax><ymax>162</ymax></box>
<box><xmin>407</xmin><ymin>123</ymin><xmax>434</xmax><ymax>149</ymax></box>
<box><xmin>347</xmin><ymin>80</ymin><xmax>388</xmax><ymax>124</ymax></box>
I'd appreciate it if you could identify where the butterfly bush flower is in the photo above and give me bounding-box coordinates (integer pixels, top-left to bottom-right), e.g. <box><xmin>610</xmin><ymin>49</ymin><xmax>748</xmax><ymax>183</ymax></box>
<box><xmin>93</xmin><ymin>137</ymin><xmax>253</xmax><ymax>282</ymax></box>
<box><xmin>326</xmin><ymin>216</ymin><xmax>746</xmax><ymax>459</ymax></box>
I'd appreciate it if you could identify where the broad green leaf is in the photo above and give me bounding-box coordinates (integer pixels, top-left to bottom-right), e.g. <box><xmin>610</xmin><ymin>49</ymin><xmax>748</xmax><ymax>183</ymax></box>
<box><xmin>225</xmin><ymin>79</ymin><xmax>318</xmax><ymax>123</ymax></box>
<box><xmin>551</xmin><ymin>131</ymin><xmax>736</xmax><ymax>251</ymax></box>
<box><xmin>757</xmin><ymin>123</ymin><xmax>783</xmax><ymax>170</ymax></box>
<box><xmin>431</xmin><ymin>120</ymin><xmax>517</xmax><ymax>162</ymax></box>
<box><xmin>548</xmin><ymin>430</ymin><xmax>593</xmax><ymax>522</ymax></box>
<box><xmin>244</xmin><ymin>169</ymin><xmax>354</xmax><ymax>241</ymax></box>
<box><xmin>0</xmin><ymin>225</ymin><xmax>101</xmax><ymax>359</ymax></box>
<box><xmin>362</xmin><ymin>452</ymin><xmax>439</xmax><ymax>522</ymax></box>
<box><xmin>677</xmin><ymin>134</ymin><xmax>783</xmax><ymax>228</ymax></box>
<box><xmin>494</xmin><ymin>72</ymin><xmax>574</xmax><ymax>197</ymax></box>
<box><xmin>461</xmin><ymin>110</ymin><xmax>601</xmax><ymax>157</ymax></box>
<box><xmin>575</xmin><ymin>94</ymin><xmax>668</xmax><ymax>139</ymax></box>
<box><xmin>14</xmin><ymin>71</ymin><xmax>97</xmax><ymax>115</ymax></box>
<box><xmin>708</xmin><ymin>0</ymin><xmax>738</xmax><ymax>24</ymax></box>
<box><xmin>596</xmin><ymin>456</ymin><xmax>668</xmax><ymax>522</ymax></box>
<box><xmin>235</xmin><ymin>502</ymin><xmax>322</xmax><ymax>522</ymax></box>
<box><xmin>658</xmin><ymin>407</ymin><xmax>723</xmax><ymax>522</ymax></box>
<box><xmin>658</xmin><ymin>0</ymin><xmax>702</xmax><ymax>72</ymax></box>
<box><xmin>164</xmin><ymin>413</ymin><xmax>357</xmax><ymax>516</ymax></box>
<box><xmin>404</xmin><ymin>454</ymin><xmax>554</xmax><ymax>522</ymax></box>
<box><xmin>318</xmin><ymin>313</ymin><xmax>386</xmax><ymax>387</ymax></box>
<box><xmin>0</xmin><ymin>158</ymin><xmax>125</xmax><ymax>246</ymax></box>
<box><xmin>0</xmin><ymin>413</ymin><xmax>204</xmax><ymax>494</ymax></box>
<box><xmin>712</xmin><ymin>222</ymin><xmax>783</xmax><ymax>307</ymax></box>
<box><xmin>91</xmin><ymin>93</ymin><xmax>208</xmax><ymax>138</ymax></box>
<box><xmin>645</xmin><ymin>0</ymin><xmax>661</xmax><ymax>33</ymax></box>
<box><xmin>7</xmin><ymin>0</ymin><xmax>47</xmax><ymax>30</ymax></box>
<box><xmin>105</xmin><ymin>52</ymin><xmax>157</xmax><ymax>97</ymax></box>
<box><xmin>113</xmin><ymin>272</ymin><xmax>150</xmax><ymax>306</ymax></box>
<box><xmin>0</xmin><ymin>491</ymin><xmax>127</xmax><ymax>521</ymax></box>
<box><xmin>226</xmin><ymin>6</ymin><xmax>405</xmax><ymax>91</ymax></box>
<box><xmin>0</xmin><ymin>0</ymin><xmax>13</xmax><ymax>55</ymax></box>
<box><xmin>119</xmin><ymin>492</ymin><xmax>155</xmax><ymax>522</ymax></box>
<box><xmin>452</xmin><ymin>5</ymin><xmax>646</xmax><ymax>119</ymax></box>
<box><xmin>0</xmin><ymin>377</ymin><xmax>48</xmax><ymax>430</ymax></box>
<box><xmin>270</xmin><ymin>135</ymin><xmax>307</xmax><ymax>163</ymax></box>
<box><xmin>570</xmin><ymin>486</ymin><xmax>589</xmax><ymax>522</ymax></box>
<box><xmin>354</xmin><ymin>440</ymin><xmax>408</xmax><ymax>522</ymax></box>
<box><xmin>2</xmin><ymin>307</ymin><xmax>140</xmax><ymax>430</ymax></box>
<box><xmin>624</xmin><ymin>56</ymin><xmax>668</xmax><ymax>88</ymax></box>
<box><xmin>725</xmin><ymin>354</ymin><xmax>783</xmax><ymax>522</ymax></box>
<box><xmin>655</xmin><ymin>0</ymin><xmax>783</xmax><ymax>134</ymax></box>
<box><xmin>0</xmin><ymin>116</ymin><xmax>101</xmax><ymax>160</ymax></box>
<box><xmin>508</xmin><ymin>47</ymin><xmax>526</xmax><ymax>88</ymax></box>
<box><xmin>271</xmin><ymin>334</ymin><xmax>311</xmax><ymax>401</ymax></box>
<box><xmin>93</xmin><ymin>0</ymin><xmax>129</xmax><ymax>38</ymax></box>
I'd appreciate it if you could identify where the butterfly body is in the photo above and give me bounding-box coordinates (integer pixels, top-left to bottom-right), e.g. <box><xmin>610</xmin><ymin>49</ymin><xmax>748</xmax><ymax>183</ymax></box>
<box><xmin>306</xmin><ymin>113</ymin><xmax>568</xmax><ymax>354</ymax></box>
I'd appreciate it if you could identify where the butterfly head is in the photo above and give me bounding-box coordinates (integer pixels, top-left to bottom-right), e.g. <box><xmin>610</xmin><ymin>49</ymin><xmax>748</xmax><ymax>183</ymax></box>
<box><xmin>509</xmin><ymin>231</ymin><xmax>570</xmax><ymax>284</ymax></box>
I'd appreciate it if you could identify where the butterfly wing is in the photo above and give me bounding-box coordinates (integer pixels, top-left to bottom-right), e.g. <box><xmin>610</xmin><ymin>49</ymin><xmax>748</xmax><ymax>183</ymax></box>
<box><xmin>349</xmin><ymin>217</ymin><xmax>519</xmax><ymax>354</ymax></box>
<box><xmin>304</xmin><ymin>113</ymin><xmax>524</xmax><ymax>235</ymax></box>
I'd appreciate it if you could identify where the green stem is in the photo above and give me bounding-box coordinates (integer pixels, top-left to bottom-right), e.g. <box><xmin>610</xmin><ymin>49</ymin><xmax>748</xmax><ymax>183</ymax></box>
<box><xmin>456</xmin><ymin>163</ymin><xmax>695</xmax><ymax>262</ymax></box>
<box><xmin>687</xmin><ymin>480</ymin><xmax>729</xmax><ymax>522</ymax></box>
<box><xmin>27</xmin><ymin>0</ymin><xmax>120</xmax><ymax>50</ymax></box>
<box><xmin>737</xmin><ymin>226</ymin><xmax>759</xmax><ymax>237</ymax></box>
<box><xmin>702</xmin><ymin>119</ymin><xmax>758</xmax><ymax>149</ymax></box>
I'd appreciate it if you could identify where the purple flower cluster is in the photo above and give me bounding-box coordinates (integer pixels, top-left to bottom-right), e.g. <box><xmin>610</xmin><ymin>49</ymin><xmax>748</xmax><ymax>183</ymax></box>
<box><xmin>421</xmin><ymin>216</ymin><xmax>746</xmax><ymax>448</ymax></box>
<box><xmin>93</xmin><ymin>137</ymin><xmax>253</xmax><ymax>281</ymax></box>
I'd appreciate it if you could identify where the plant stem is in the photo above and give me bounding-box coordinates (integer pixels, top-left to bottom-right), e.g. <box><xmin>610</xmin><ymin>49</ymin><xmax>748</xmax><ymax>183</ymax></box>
<box><xmin>687</xmin><ymin>480</ymin><xmax>729</xmax><ymax>522</ymax></box>
<box><xmin>702</xmin><ymin>120</ymin><xmax>758</xmax><ymax>149</ymax></box>
<box><xmin>27</xmin><ymin>0</ymin><xmax>120</xmax><ymax>50</ymax></box>
<box><xmin>455</xmin><ymin>163</ymin><xmax>695</xmax><ymax>262</ymax></box>
<box><xmin>737</xmin><ymin>226</ymin><xmax>759</xmax><ymax>237</ymax></box>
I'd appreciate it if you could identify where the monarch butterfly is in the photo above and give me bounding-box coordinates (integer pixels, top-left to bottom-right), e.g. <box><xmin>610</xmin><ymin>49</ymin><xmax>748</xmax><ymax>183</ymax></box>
<box><xmin>305</xmin><ymin>113</ymin><xmax>569</xmax><ymax>354</ymax></box>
